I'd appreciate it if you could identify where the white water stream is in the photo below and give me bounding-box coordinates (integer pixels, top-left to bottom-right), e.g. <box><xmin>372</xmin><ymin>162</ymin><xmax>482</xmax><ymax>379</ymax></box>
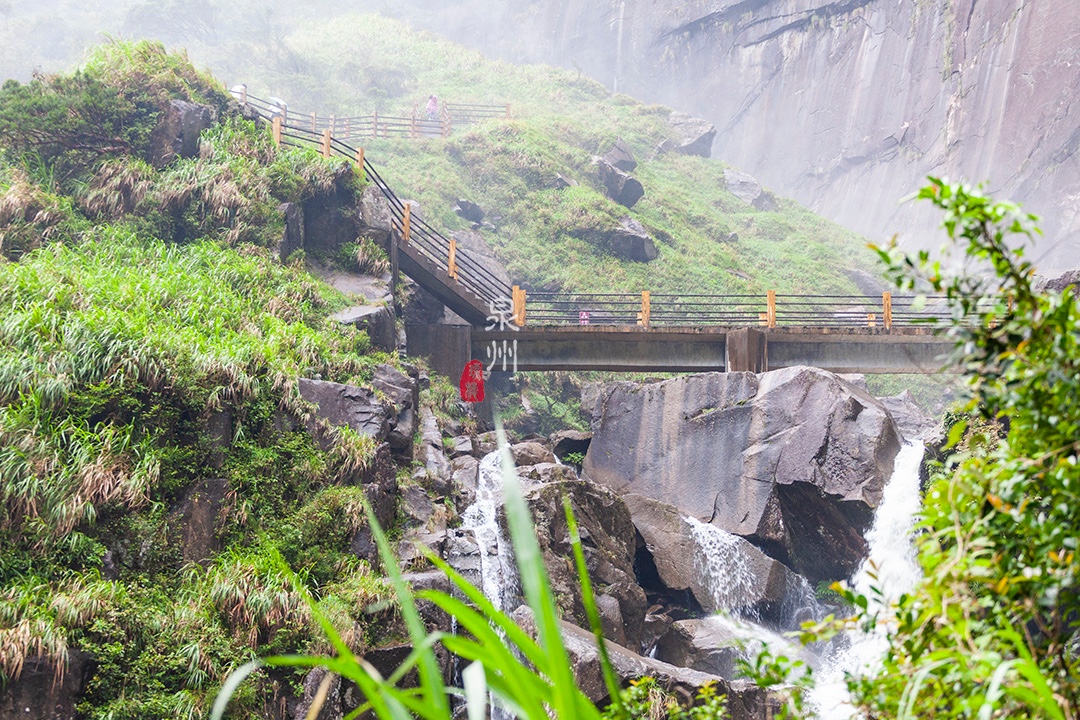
<box><xmin>809</xmin><ymin>442</ymin><xmax>926</xmax><ymax>718</ymax></box>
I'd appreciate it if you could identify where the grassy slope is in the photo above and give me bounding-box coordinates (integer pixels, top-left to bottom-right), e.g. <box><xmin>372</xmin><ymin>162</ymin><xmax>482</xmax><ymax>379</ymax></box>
<box><xmin>0</xmin><ymin>42</ymin><xmax>431</xmax><ymax>719</ymax></box>
<box><xmin>240</xmin><ymin>13</ymin><xmax>878</xmax><ymax>297</ymax></box>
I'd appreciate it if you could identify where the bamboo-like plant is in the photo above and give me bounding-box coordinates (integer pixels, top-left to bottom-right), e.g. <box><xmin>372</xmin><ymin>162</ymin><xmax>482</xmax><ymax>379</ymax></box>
<box><xmin>211</xmin><ymin>425</ymin><xmax>628</xmax><ymax>720</ymax></box>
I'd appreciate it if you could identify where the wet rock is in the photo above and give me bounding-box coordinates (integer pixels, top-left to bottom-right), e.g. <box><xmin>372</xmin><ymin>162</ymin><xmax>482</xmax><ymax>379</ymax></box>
<box><xmin>330</xmin><ymin>305</ymin><xmax>396</xmax><ymax>352</ymax></box>
<box><xmin>401</xmin><ymin>484</ymin><xmax>435</xmax><ymax>528</ymax></box>
<box><xmin>603</xmin><ymin>138</ymin><xmax>638</xmax><ymax>172</ymax></box>
<box><xmin>414</xmin><ymin>407</ymin><xmax>451</xmax><ymax>495</ymax></box>
<box><xmin>583</xmin><ymin>367</ymin><xmax>902</xmax><ymax>584</ymax></box>
<box><xmin>303</xmin><ymin>164</ymin><xmax>361</xmax><ymax>257</ymax></box>
<box><xmin>664</xmin><ymin>112</ymin><xmax>717</xmax><ymax>158</ymax></box>
<box><xmin>598</xmin><ymin>159</ymin><xmax>645</xmax><ymax>208</ymax></box>
<box><xmin>294</xmin><ymin>666</ymin><xmax>343</xmax><ymax>720</ymax></box>
<box><xmin>655</xmin><ymin>616</ymin><xmax>816</xmax><ymax>681</ymax></box>
<box><xmin>358</xmin><ymin>185</ymin><xmax>392</xmax><ymax>246</ymax></box>
<box><xmin>454</xmin><ymin>199</ymin><xmax>485</xmax><ymax>224</ymax></box>
<box><xmin>0</xmin><ymin>651</ymin><xmax>93</xmax><ymax>720</ymax></box>
<box><xmin>879</xmin><ymin>390</ymin><xmax>937</xmax><ymax>444</ymax></box>
<box><xmin>449</xmin><ymin>229</ymin><xmax>513</xmax><ymax>290</ymax></box>
<box><xmin>517</xmin><ymin>462</ymin><xmax>579</xmax><ymax>488</ymax></box>
<box><xmin>475</xmin><ymin>431</ymin><xmax>498</xmax><ymax>456</ymax></box>
<box><xmin>298</xmin><ymin>378</ymin><xmax>390</xmax><ymax>448</ymax></box>
<box><xmin>512</xmin><ymin>610</ymin><xmax>777</xmax><ymax>717</ymax></box>
<box><xmin>450</xmin><ymin>454</ymin><xmax>480</xmax><ymax>512</ymax></box>
<box><xmin>447</xmin><ymin>435</ymin><xmax>476</xmax><ymax>458</ymax></box>
<box><xmin>624</xmin><ymin>493</ymin><xmax>804</xmax><ymax>617</ymax></box>
<box><xmin>371</xmin><ymin>364</ymin><xmax>419</xmax><ymax>459</ymax></box>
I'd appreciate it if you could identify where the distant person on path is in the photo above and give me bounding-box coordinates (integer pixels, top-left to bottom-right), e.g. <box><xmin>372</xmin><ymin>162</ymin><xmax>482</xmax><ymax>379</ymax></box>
<box><xmin>426</xmin><ymin>94</ymin><xmax>438</xmax><ymax>121</ymax></box>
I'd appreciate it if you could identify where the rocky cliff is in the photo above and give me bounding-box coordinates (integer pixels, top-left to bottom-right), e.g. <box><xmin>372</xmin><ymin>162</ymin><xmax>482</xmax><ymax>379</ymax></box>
<box><xmin>392</xmin><ymin>0</ymin><xmax>1080</xmax><ymax>273</ymax></box>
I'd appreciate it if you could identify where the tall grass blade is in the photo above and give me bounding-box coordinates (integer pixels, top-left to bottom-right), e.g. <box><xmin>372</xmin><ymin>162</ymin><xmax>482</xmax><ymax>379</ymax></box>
<box><xmin>563</xmin><ymin>496</ymin><xmax>624</xmax><ymax>716</ymax></box>
<box><xmin>210</xmin><ymin>659</ymin><xmax>262</xmax><ymax>720</ymax></box>
<box><xmin>462</xmin><ymin>661</ymin><xmax>487</xmax><ymax>720</ymax></box>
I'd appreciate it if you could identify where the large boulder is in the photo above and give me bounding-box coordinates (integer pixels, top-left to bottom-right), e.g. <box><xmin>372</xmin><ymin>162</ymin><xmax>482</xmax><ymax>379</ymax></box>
<box><xmin>512</xmin><ymin>610</ymin><xmax>777</xmax><ymax>719</ymax></box>
<box><xmin>663</xmin><ymin>112</ymin><xmax>717</xmax><ymax>158</ymax></box>
<box><xmin>575</xmin><ymin>217</ymin><xmax>658</xmax><ymax>263</ymax></box>
<box><xmin>878</xmin><ymin>390</ymin><xmax>937</xmax><ymax>444</ymax></box>
<box><xmin>624</xmin><ymin>493</ymin><xmax>809</xmax><ymax>622</ymax></box>
<box><xmin>371</xmin><ymin>363</ymin><xmax>420</xmax><ymax>459</ymax></box>
<box><xmin>582</xmin><ymin>367</ymin><xmax>902</xmax><ymax>583</ymax></box>
<box><xmin>414</xmin><ymin>406</ymin><xmax>451</xmax><ymax>495</ymax></box>
<box><xmin>303</xmin><ymin>164</ymin><xmax>360</xmax><ymax>256</ymax></box>
<box><xmin>598</xmin><ymin>159</ymin><xmax>645</xmax><ymax>208</ymax></box>
<box><xmin>358</xmin><ymin>185</ymin><xmax>393</xmax><ymax>246</ymax></box>
<box><xmin>654</xmin><ymin>616</ymin><xmax>813</xmax><ymax>680</ymax></box>
<box><xmin>298</xmin><ymin>378</ymin><xmax>391</xmax><ymax>447</ymax></box>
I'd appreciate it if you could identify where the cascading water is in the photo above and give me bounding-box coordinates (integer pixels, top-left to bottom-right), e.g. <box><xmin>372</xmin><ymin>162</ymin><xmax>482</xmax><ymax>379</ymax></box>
<box><xmin>458</xmin><ymin>451</ymin><xmax>518</xmax><ymax>719</ymax></box>
<box><xmin>810</xmin><ymin>442</ymin><xmax>926</xmax><ymax>718</ymax></box>
<box><xmin>460</xmin><ymin>451</ymin><xmax>518</xmax><ymax>613</ymax></box>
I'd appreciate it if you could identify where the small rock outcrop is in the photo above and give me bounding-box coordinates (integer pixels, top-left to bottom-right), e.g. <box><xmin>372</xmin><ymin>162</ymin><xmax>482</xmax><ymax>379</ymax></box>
<box><xmin>576</xmin><ymin>217</ymin><xmax>657</xmax><ymax>262</ymax></box>
<box><xmin>330</xmin><ymin>305</ymin><xmax>396</xmax><ymax>352</ymax></box>
<box><xmin>151</xmin><ymin>99</ymin><xmax>215</xmax><ymax>165</ymax></box>
<box><xmin>602</xmin><ymin>138</ymin><xmax>638</xmax><ymax>172</ymax></box>
<box><xmin>454</xmin><ymin>198</ymin><xmax>485</xmax><ymax>224</ymax></box>
<box><xmin>582</xmin><ymin>367</ymin><xmax>902</xmax><ymax>583</ymax></box>
<box><xmin>358</xmin><ymin>185</ymin><xmax>393</xmax><ymax>245</ymax></box>
<box><xmin>662</xmin><ymin>112</ymin><xmax>717</xmax><ymax>158</ymax></box>
<box><xmin>598</xmin><ymin>159</ymin><xmax>645</xmax><ymax>208</ymax></box>
<box><xmin>723</xmin><ymin>168</ymin><xmax>777</xmax><ymax>211</ymax></box>
<box><xmin>298</xmin><ymin>378</ymin><xmax>390</xmax><ymax>446</ymax></box>
<box><xmin>0</xmin><ymin>652</ymin><xmax>93</xmax><ymax>720</ymax></box>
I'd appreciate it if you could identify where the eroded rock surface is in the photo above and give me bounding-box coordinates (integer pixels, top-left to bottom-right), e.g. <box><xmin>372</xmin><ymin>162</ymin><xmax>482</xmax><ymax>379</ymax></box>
<box><xmin>583</xmin><ymin>366</ymin><xmax>901</xmax><ymax>582</ymax></box>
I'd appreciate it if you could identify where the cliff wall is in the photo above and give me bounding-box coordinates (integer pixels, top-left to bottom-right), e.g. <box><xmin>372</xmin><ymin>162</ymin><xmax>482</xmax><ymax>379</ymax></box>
<box><xmin>394</xmin><ymin>0</ymin><xmax>1080</xmax><ymax>272</ymax></box>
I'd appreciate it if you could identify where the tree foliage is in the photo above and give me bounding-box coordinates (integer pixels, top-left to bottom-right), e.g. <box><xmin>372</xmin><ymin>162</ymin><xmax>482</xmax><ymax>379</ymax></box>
<box><xmin>834</xmin><ymin>178</ymin><xmax>1080</xmax><ymax>717</ymax></box>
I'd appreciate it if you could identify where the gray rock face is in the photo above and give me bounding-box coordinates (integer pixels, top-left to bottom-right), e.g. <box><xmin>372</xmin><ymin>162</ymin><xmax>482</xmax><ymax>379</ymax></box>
<box><xmin>512</xmin><ymin>610</ymin><xmax>777</xmax><ymax>718</ymax></box>
<box><xmin>371</xmin><ymin>364</ymin><xmax>419</xmax><ymax>459</ymax></box>
<box><xmin>278</xmin><ymin>201</ymin><xmax>304</xmax><ymax>263</ymax></box>
<box><xmin>603</xmin><ymin>138</ymin><xmax>638</xmax><ymax>172</ymax></box>
<box><xmin>509</xmin><ymin>441</ymin><xmax>557</xmax><ymax>467</ymax></box>
<box><xmin>176</xmin><ymin>478</ymin><xmax>229</xmax><ymax>566</ymax></box>
<box><xmin>574</xmin><ymin>216</ymin><xmax>657</xmax><ymax>262</ymax></box>
<box><xmin>449</xmin><ymin>228</ymin><xmax>513</xmax><ymax>290</ymax></box>
<box><xmin>151</xmin><ymin>99</ymin><xmax>215</xmax><ymax>165</ymax></box>
<box><xmin>358</xmin><ymin>185</ymin><xmax>392</xmax><ymax>245</ymax></box>
<box><xmin>298</xmin><ymin>378</ymin><xmax>390</xmax><ymax>446</ymax></box>
<box><xmin>414</xmin><ymin>406</ymin><xmax>451</xmax><ymax>495</ymax></box>
<box><xmin>0</xmin><ymin>651</ymin><xmax>93</xmax><ymax>720</ymax></box>
<box><xmin>303</xmin><ymin>164</ymin><xmax>360</xmax><ymax>256</ymax></box>
<box><xmin>582</xmin><ymin>366</ymin><xmax>901</xmax><ymax>583</ymax></box>
<box><xmin>330</xmin><ymin>305</ymin><xmax>396</xmax><ymax>352</ymax></box>
<box><xmin>550</xmin><ymin>429</ymin><xmax>592</xmax><ymax>460</ymax></box>
<box><xmin>1039</xmin><ymin>268</ymin><xmax>1080</xmax><ymax>293</ymax></box>
<box><xmin>598</xmin><ymin>159</ymin><xmax>645</xmax><ymax>208</ymax></box>
<box><xmin>625</xmin><ymin>493</ymin><xmax>806</xmax><ymax>618</ymax></box>
<box><xmin>664</xmin><ymin>112</ymin><xmax>717</xmax><ymax>158</ymax></box>
<box><xmin>525</xmin><ymin>477</ymin><xmax>649</xmax><ymax>651</ymax></box>
<box><xmin>878</xmin><ymin>390</ymin><xmax>936</xmax><ymax>444</ymax></box>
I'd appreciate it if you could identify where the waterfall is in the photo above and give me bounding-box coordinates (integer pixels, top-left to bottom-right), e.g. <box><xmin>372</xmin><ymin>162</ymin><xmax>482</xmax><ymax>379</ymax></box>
<box><xmin>810</xmin><ymin>442</ymin><xmax>926</xmax><ymax>718</ymax></box>
<box><xmin>460</xmin><ymin>451</ymin><xmax>518</xmax><ymax>613</ymax></box>
<box><xmin>688</xmin><ymin>517</ymin><xmax>759</xmax><ymax>615</ymax></box>
<box><xmin>458</xmin><ymin>451</ymin><xmax>518</xmax><ymax>719</ymax></box>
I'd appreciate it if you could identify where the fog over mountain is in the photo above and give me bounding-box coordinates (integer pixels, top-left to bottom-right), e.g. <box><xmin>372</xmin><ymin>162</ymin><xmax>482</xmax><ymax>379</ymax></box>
<box><xmin>3</xmin><ymin>0</ymin><xmax>1076</xmax><ymax>273</ymax></box>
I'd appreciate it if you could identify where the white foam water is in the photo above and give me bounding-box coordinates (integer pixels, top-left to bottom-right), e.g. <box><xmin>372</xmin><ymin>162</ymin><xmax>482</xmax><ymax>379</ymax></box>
<box><xmin>810</xmin><ymin>442</ymin><xmax>926</xmax><ymax>718</ymax></box>
<box><xmin>687</xmin><ymin>517</ymin><xmax>758</xmax><ymax>615</ymax></box>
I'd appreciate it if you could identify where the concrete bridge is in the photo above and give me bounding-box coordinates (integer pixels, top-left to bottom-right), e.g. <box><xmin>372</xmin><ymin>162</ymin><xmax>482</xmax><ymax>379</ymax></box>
<box><xmin>251</xmin><ymin>96</ymin><xmax>955</xmax><ymax>379</ymax></box>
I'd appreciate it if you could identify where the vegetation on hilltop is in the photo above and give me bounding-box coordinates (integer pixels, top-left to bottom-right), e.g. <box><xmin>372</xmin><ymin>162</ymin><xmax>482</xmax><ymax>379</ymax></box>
<box><xmin>0</xmin><ymin>42</ymin><xmax>424</xmax><ymax>718</ymax></box>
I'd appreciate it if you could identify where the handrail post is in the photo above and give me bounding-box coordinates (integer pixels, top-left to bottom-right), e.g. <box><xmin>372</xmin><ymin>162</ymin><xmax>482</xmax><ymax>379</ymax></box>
<box><xmin>239</xmin><ymin>85</ymin><xmax>247</xmax><ymax>104</ymax></box>
<box><xmin>321</xmin><ymin>128</ymin><xmax>332</xmax><ymax>158</ymax></box>
<box><xmin>402</xmin><ymin>203</ymin><xmax>411</xmax><ymax>245</ymax></box>
<box><xmin>410</xmin><ymin>114</ymin><xmax>417</xmax><ymax>140</ymax></box>
<box><xmin>512</xmin><ymin>285</ymin><xmax>526</xmax><ymax>327</ymax></box>
<box><xmin>638</xmin><ymin>291</ymin><xmax>651</xmax><ymax>328</ymax></box>
<box><xmin>883</xmin><ymin>291</ymin><xmax>892</xmax><ymax>330</ymax></box>
<box><xmin>271</xmin><ymin>116</ymin><xmax>282</xmax><ymax>146</ymax></box>
<box><xmin>345</xmin><ymin>117</ymin><xmax>351</xmax><ymax>140</ymax></box>
<box><xmin>767</xmin><ymin>290</ymin><xmax>777</xmax><ymax>328</ymax></box>
<box><xmin>448</xmin><ymin>238</ymin><xmax>458</xmax><ymax>279</ymax></box>
<box><xmin>355</xmin><ymin>147</ymin><xmax>365</xmax><ymax>182</ymax></box>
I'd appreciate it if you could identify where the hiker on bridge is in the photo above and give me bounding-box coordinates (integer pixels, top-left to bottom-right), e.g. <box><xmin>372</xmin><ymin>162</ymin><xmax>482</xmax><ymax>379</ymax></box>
<box><xmin>426</xmin><ymin>95</ymin><xmax>439</xmax><ymax>121</ymax></box>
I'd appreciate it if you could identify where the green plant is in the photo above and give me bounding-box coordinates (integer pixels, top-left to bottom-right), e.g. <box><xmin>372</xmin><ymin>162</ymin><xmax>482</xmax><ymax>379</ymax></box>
<box><xmin>790</xmin><ymin>178</ymin><xmax>1080</xmax><ymax>718</ymax></box>
<box><xmin>212</xmin><ymin>425</ymin><xmax>627</xmax><ymax>720</ymax></box>
<box><xmin>563</xmin><ymin>452</ymin><xmax>585</xmax><ymax>466</ymax></box>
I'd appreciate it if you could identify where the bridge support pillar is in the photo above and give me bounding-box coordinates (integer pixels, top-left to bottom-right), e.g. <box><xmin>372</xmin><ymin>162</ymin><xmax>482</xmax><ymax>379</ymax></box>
<box><xmin>406</xmin><ymin>324</ymin><xmax>472</xmax><ymax>382</ymax></box>
<box><xmin>725</xmin><ymin>328</ymin><xmax>767</xmax><ymax>373</ymax></box>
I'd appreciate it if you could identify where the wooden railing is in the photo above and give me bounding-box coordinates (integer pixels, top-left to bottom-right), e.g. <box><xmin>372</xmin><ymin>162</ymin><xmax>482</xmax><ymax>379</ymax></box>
<box><xmin>246</xmin><ymin>94</ymin><xmax>960</xmax><ymax>333</ymax></box>
<box><xmin>235</xmin><ymin>88</ymin><xmax>508</xmax><ymax>141</ymax></box>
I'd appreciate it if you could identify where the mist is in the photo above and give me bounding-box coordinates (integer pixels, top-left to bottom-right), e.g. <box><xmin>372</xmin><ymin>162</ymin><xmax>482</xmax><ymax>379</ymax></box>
<box><xmin>2</xmin><ymin>0</ymin><xmax>1076</xmax><ymax>274</ymax></box>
